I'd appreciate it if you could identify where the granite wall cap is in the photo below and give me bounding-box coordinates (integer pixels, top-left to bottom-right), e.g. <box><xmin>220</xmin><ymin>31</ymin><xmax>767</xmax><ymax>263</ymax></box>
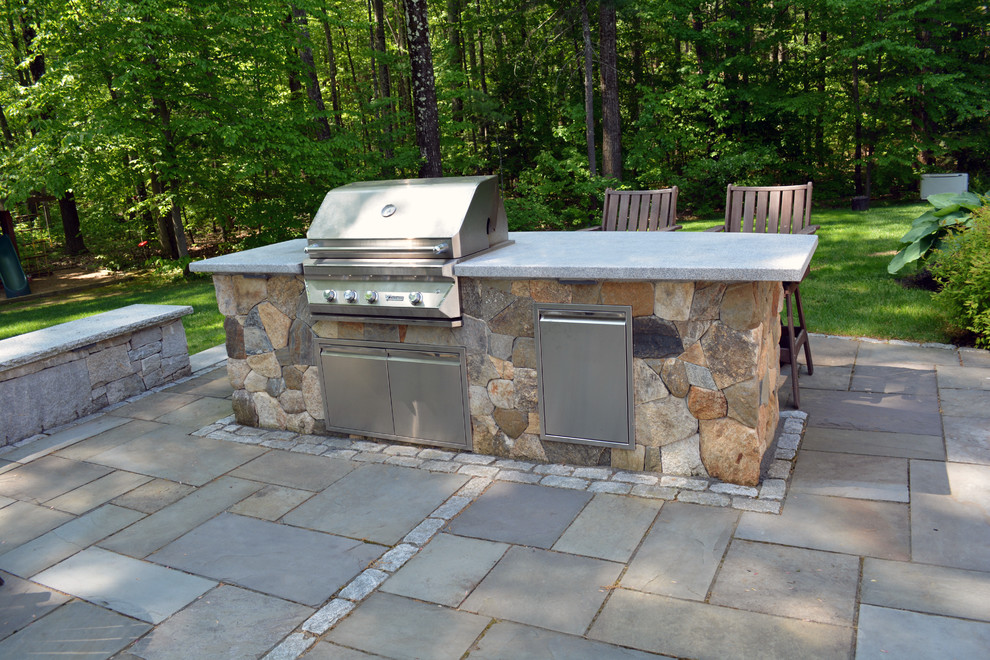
<box><xmin>0</xmin><ymin>304</ymin><xmax>194</xmax><ymax>372</ymax></box>
<box><xmin>188</xmin><ymin>239</ymin><xmax>306</xmax><ymax>275</ymax></box>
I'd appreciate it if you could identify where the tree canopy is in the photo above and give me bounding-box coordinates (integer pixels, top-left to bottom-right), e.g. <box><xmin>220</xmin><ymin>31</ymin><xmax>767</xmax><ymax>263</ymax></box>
<box><xmin>0</xmin><ymin>0</ymin><xmax>986</xmax><ymax>260</ymax></box>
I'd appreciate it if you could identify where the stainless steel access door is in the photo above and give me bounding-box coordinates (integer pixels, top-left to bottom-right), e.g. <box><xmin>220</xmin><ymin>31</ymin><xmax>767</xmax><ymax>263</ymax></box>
<box><xmin>320</xmin><ymin>345</ymin><xmax>394</xmax><ymax>437</ymax></box>
<box><xmin>319</xmin><ymin>340</ymin><xmax>471</xmax><ymax>450</ymax></box>
<box><xmin>388</xmin><ymin>349</ymin><xmax>469</xmax><ymax>448</ymax></box>
<box><xmin>535</xmin><ymin>304</ymin><xmax>634</xmax><ymax>448</ymax></box>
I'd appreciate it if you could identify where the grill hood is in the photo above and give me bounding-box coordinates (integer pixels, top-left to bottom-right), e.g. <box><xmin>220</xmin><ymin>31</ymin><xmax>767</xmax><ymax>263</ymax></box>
<box><xmin>305</xmin><ymin>175</ymin><xmax>508</xmax><ymax>260</ymax></box>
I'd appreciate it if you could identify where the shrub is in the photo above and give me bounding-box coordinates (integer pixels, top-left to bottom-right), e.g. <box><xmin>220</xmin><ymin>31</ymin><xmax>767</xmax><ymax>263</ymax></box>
<box><xmin>930</xmin><ymin>204</ymin><xmax>990</xmax><ymax>348</ymax></box>
<box><xmin>888</xmin><ymin>192</ymin><xmax>984</xmax><ymax>274</ymax></box>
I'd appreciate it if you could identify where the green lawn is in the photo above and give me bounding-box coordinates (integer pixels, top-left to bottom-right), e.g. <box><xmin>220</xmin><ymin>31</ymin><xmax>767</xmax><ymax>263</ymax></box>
<box><xmin>0</xmin><ymin>203</ymin><xmax>954</xmax><ymax>351</ymax></box>
<box><xmin>682</xmin><ymin>201</ymin><xmax>954</xmax><ymax>344</ymax></box>
<box><xmin>0</xmin><ymin>275</ymin><xmax>225</xmax><ymax>355</ymax></box>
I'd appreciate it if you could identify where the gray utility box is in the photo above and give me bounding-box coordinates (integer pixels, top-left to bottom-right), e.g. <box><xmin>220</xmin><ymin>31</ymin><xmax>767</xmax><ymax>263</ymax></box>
<box><xmin>921</xmin><ymin>173</ymin><xmax>968</xmax><ymax>199</ymax></box>
<box><xmin>534</xmin><ymin>304</ymin><xmax>634</xmax><ymax>449</ymax></box>
<box><xmin>317</xmin><ymin>339</ymin><xmax>471</xmax><ymax>450</ymax></box>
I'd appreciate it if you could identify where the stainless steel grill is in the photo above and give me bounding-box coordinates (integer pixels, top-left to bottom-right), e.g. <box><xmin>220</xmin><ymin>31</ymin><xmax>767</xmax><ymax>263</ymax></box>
<box><xmin>303</xmin><ymin>175</ymin><xmax>509</xmax><ymax>326</ymax></box>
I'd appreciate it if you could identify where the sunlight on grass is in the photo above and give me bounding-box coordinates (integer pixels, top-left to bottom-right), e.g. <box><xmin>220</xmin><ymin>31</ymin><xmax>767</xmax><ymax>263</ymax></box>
<box><xmin>685</xmin><ymin>202</ymin><xmax>952</xmax><ymax>343</ymax></box>
<box><xmin>0</xmin><ymin>276</ymin><xmax>225</xmax><ymax>354</ymax></box>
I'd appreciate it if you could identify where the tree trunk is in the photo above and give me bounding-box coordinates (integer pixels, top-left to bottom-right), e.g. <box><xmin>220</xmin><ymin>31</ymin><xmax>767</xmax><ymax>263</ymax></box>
<box><xmin>403</xmin><ymin>0</ymin><xmax>443</xmax><ymax>177</ymax></box>
<box><xmin>599</xmin><ymin>0</ymin><xmax>622</xmax><ymax>181</ymax></box>
<box><xmin>320</xmin><ymin>14</ymin><xmax>344</xmax><ymax>129</ymax></box>
<box><xmin>371</xmin><ymin>0</ymin><xmax>394</xmax><ymax>159</ymax></box>
<box><xmin>292</xmin><ymin>6</ymin><xmax>332</xmax><ymax>141</ymax></box>
<box><xmin>581</xmin><ymin>0</ymin><xmax>597</xmax><ymax>177</ymax></box>
<box><xmin>150</xmin><ymin>172</ymin><xmax>178</xmax><ymax>258</ymax></box>
<box><xmin>58</xmin><ymin>191</ymin><xmax>87</xmax><ymax>255</ymax></box>
<box><xmin>447</xmin><ymin>0</ymin><xmax>464</xmax><ymax>124</ymax></box>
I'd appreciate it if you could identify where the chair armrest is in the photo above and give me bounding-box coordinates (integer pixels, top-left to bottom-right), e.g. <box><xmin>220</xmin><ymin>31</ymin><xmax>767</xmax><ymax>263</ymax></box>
<box><xmin>659</xmin><ymin>225</ymin><xmax>682</xmax><ymax>231</ymax></box>
<box><xmin>704</xmin><ymin>226</ymin><xmax>725</xmax><ymax>232</ymax></box>
<box><xmin>579</xmin><ymin>225</ymin><xmax>603</xmax><ymax>232</ymax></box>
<box><xmin>798</xmin><ymin>225</ymin><xmax>819</xmax><ymax>235</ymax></box>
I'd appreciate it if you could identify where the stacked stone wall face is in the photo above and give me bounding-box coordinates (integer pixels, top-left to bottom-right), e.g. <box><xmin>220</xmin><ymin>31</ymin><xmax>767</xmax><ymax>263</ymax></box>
<box><xmin>0</xmin><ymin>318</ymin><xmax>191</xmax><ymax>446</ymax></box>
<box><xmin>216</xmin><ymin>274</ymin><xmax>781</xmax><ymax>486</ymax></box>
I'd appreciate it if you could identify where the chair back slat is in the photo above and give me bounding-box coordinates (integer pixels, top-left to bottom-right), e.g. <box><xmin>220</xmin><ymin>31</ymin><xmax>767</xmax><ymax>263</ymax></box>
<box><xmin>723</xmin><ymin>182</ymin><xmax>814</xmax><ymax>236</ymax></box>
<box><xmin>601</xmin><ymin>187</ymin><xmax>679</xmax><ymax>232</ymax></box>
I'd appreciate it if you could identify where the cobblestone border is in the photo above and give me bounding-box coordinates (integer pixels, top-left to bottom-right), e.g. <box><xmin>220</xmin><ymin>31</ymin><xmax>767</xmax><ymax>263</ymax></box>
<box><xmin>194</xmin><ymin>410</ymin><xmax>808</xmax><ymax>517</ymax></box>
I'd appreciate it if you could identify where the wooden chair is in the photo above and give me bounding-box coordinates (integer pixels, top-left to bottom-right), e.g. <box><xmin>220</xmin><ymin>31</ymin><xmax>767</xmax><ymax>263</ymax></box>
<box><xmin>593</xmin><ymin>187</ymin><xmax>680</xmax><ymax>231</ymax></box>
<box><xmin>709</xmin><ymin>182</ymin><xmax>816</xmax><ymax>408</ymax></box>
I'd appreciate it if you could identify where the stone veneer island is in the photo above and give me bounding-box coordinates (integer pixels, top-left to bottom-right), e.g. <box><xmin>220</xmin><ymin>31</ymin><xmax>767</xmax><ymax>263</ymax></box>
<box><xmin>191</xmin><ymin>231</ymin><xmax>817</xmax><ymax>486</ymax></box>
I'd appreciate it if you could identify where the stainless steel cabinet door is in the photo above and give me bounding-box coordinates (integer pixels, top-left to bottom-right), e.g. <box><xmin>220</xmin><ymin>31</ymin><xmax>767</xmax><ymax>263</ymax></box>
<box><xmin>536</xmin><ymin>306</ymin><xmax>633</xmax><ymax>448</ymax></box>
<box><xmin>387</xmin><ymin>349</ymin><xmax>470</xmax><ymax>448</ymax></box>
<box><xmin>320</xmin><ymin>346</ymin><xmax>394</xmax><ymax>436</ymax></box>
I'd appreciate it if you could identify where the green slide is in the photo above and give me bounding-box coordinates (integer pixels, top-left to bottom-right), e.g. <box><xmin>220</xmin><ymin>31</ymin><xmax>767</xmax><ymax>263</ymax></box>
<box><xmin>0</xmin><ymin>233</ymin><xmax>31</xmax><ymax>298</ymax></box>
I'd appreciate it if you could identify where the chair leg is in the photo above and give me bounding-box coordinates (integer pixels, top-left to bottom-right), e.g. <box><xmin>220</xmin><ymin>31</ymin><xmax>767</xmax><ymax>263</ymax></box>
<box><xmin>783</xmin><ymin>290</ymin><xmax>801</xmax><ymax>409</ymax></box>
<box><xmin>793</xmin><ymin>286</ymin><xmax>813</xmax><ymax>375</ymax></box>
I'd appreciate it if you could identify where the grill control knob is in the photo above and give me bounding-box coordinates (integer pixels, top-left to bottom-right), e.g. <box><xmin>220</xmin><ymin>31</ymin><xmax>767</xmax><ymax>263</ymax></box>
<box><xmin>365</xmin><ymin>291</ymin><xmax>379</xmax><ymax>303</ymax></box>
<box><xmin>409</xmin><ymin>292</ymin><xmax>423</xmax><ymax>305</ymax></box>
<box><xmin>343</xmin><ymin>289</ymin><xmax>358</xmax><ymax>303</ymax></box>
<box><xmin>323</xmin><ymin>289</ymin><xmax>337</xmax><ymax>302</ymax></box>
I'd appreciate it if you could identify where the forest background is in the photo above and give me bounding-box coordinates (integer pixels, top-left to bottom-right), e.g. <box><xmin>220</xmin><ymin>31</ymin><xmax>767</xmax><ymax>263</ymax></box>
<box><xmin>0</xmin><ymin>0</ymin><xmax>987</xmax><ymax>267</ymax></box>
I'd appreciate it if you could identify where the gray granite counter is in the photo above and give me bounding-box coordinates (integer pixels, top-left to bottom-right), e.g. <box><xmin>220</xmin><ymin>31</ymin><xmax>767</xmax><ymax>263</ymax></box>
<box><xmin>189</xmin><ymin>239</ymin><xmax>306</xmax><ymax>275</ymax></box>
<box><xmin>188</xmin><ymin>233</ymin><xmax>816</xmax><ymax>283</ymax></box>
<box><xmin>456</xmin><ymin>232</ymin><xmax>817</xmax><ymax>282</ymax></box>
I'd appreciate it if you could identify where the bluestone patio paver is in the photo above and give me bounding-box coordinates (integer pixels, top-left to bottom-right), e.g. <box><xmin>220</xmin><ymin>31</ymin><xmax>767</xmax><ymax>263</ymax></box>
<box><xmin>127</xmin><ymin>585</ymin><xmax>312</xmax><ymax>660</ymax></box>
<box><xmin>849</xmin><ymin>365</ymin><xmax>938</xmax><ymax>396</ymax></box>
<box><xmin>283</xmin><ymin>463</ymin><xmax>468</xmax><ymax>545</ymax></box>
<box><xmin>861</xmin><ymin>558</ymin><xmax>990</xmax><ymax>622</ymax></box>
<box><xmin>798</xmin><ymin>389</ymin><xmax>943</xmax><ymax>435</ymax></box>
<box><xmin>936</xmin><ymin>364</ymin><xmax>990</xmax><ymax>389</ymax></box>
<box><xmin>590</xmin><ymin>589</ymin><xmax>853</xmax><ymax>659</ymax></box>
<box><xmin>85</xmin><ymin>428</ymin><xmax>265</xmax><ymax>486</ymax></box>
<box><xmin>855</xmin><ymin>605</ymin><xmax>990</xmax><ymax>659</ymax></box>
<box><xmin>53</xmin><ymin>419</ymin><xmax>167</xmax><ymax>461</ymax></box>
<box><xmin>165</xmin><ymin>369</ymin><xmax>233</xmax><ymax>398</ymax></box>
<box><xmin>326</xmin><ymin>592</ymin><xmax>490</xmax><ymax>660</ymax></box>
<box><xmin>0</xmin><ymin>504</ymin><xmax>144</xmax><ymax>577</ymax></box>
<box><xmin>228</xmin><ymin>484</ymin><xmax>314</xmax><ymax>520</ymax></box>
<box><xmin>0</xmin><ymin>414</ymin><xmax>129</xmax><ymax>463</ymax></box>
<box><xmin>909</xmin><ymin>460</ymin><xmax>990</xmax><ymax>572</ymax></box>
<box><xmin>795</xmin><ymin>364</ymin><xmax>852</xmax><ymax>390</ymax></box>
<box><xmin>552</xmin><ymin>493</ymin><xmax>662</xmax><ymax>562</ymax></box>
<box><xmin>0</xmin><ymin>455</ymin><xmax>112</xmax><ymax>503</ymax></box>
<box><xmin>799</xmin><ymin>334</ymin><xmax>859</xmax><ymax>367</ymax></box>
<box><xmin>0</xmin><ymin>571</ymin><xmax>70</xmax><ymax>640</ymax></box>
<box><xmin>33</xmin><ymin>547</ymin><xmax>215</xmax><ymax>624</ymax></box>
<box><xmin>107</xmin><ymin>392</ymin><xmax>199</xmax><ymax>421</ymax></box>
<box><xmin>801</xmin><ymin>426</ymin><xmax>945</xmax><ymax>460</ymax></box>
<box><xmin>148</xmin><ymin>513</ymin><xmax>383</xmax><ymax>606</ymax></box>
<box><xmin>461</xmin><ymin>546</ymin><xmax>623</xmax><ymax>635</ymax></box>
<box><xmin>468</xmin><ymin>620</ymin><xmax>665</xmax><ymax>660</ymax></box>
<box><xmin>710</xmin><ymin>540</ymin><xmax>860</xmax><ymax>625</ymax></box>
<box><xmin>735</xmin><ymin>492</ymin><xmax>910</xmax><ymax>560</ymax></box>
<box><xmin>109</xmin><ymin>478</ymin><xmax>195</xmax><ymax>513</ymax></box>
<box><xmin>44</xmin><ymin>469</ymin><xmax>152</xmax><ymax>514</ymax></box>
<box><xmin>381</xmin><ymin>533</ymin><xmax>509</xmax><ymax>607</ymax></box>
<box><xmin>302</xmin><ymin>642</ymin><xmax>383</xmax><ymax>659</ymax></box>
<box><xmin>855</xmin><ymin>341</ymin><xmax>961</xmax><ymax>368</ymax></box>
<box><xmin>942</xmin><ymin>416</ymin><xmax>990</xmax><ymax>465</ymax></box>
<box><xmin>939</xmin><ymin>388</ymin><xmax>990</xmax><ymax>418</ymax></box>
<box><xmin>0</xmin><ymin>600</ymin><xmax>150</xmax><ymax>659</ymax></box>
<box><xmin>230</xmin><ymin>450</ymin><xmax>356</xmax><ymax>491</ymax></box>
<box><xmin>99</xmin><ymin>476</ymin><xmax>262</xmax><ymax>557</ymax></box>
<box><xmin>622</xmin><ymin>501</ymin><xmax>736</xmax><ymax>600</ymax></box>
<box><xmin>446</xmin><ymin>480</ymin><xmax>592</xmax><ymax>548</ymax></box>
<box><xmin>790</xmin><ymin>450</ymin><xmax>908</xmax><ymax>502</ymax></box>
<box><xmin>0</xmin><ymin>500</ymin><xmax>74</xmax><ymax>555</ymax></box>
<box><xmin>151</xmin><ymin>395</ymin><xmax>234</xmax><ymax>430</ymax></box>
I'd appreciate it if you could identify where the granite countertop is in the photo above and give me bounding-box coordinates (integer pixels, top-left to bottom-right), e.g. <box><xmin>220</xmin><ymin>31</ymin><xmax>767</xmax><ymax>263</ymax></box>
<box><xmin>188</xmin><ymin>232</ymin><xmax>817</xmax><ymax>282</ymax></box>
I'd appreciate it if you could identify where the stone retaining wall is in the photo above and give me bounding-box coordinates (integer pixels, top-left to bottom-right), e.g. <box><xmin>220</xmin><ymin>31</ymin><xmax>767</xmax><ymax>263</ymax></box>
<box><xmin>0</xmin><ymin>306</ymin><xmax>192</xmax><ymax>446</ymax></box>
<box><xmin>216</xmin><ymin>273</ymin><xmax>782</xmax><ymax>486</ymax></box>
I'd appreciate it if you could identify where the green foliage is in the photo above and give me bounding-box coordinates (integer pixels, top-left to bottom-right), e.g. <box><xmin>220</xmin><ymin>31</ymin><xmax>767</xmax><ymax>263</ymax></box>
<box><xmin>887</xmin><ymin>192</ymin><xmax>984</xmax><ymax>274</ymax></box>
<box><xmin>507</xmin><ymin>150</ymin><xmax>615</xmax><ymax>230</ymax></box>
<box><xmin>930</xmin><ymin>205</ymin><xmax>990</xmax><ymax>347</ymax></box>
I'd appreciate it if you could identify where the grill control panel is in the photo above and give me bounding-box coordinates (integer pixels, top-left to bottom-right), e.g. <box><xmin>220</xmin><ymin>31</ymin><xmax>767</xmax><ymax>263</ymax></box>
<box><xmin>306</xmin><ymin>278</ymin><xmax>455</xmax><ymax>312</ymax></box>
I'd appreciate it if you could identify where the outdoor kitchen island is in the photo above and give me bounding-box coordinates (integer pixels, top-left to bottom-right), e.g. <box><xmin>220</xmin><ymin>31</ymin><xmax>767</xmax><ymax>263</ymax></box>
<box><xmin>191</xmin><ymin>230</ymin><xmax>817</xmax><ymax>487</ymax></box>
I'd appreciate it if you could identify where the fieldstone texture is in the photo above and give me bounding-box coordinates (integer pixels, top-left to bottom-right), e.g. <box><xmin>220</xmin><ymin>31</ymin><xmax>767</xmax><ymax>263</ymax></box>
<box><xmin>214</xmin><ymin>274</ymin><xmax>781</xmax><ymax>486</ymax></box>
